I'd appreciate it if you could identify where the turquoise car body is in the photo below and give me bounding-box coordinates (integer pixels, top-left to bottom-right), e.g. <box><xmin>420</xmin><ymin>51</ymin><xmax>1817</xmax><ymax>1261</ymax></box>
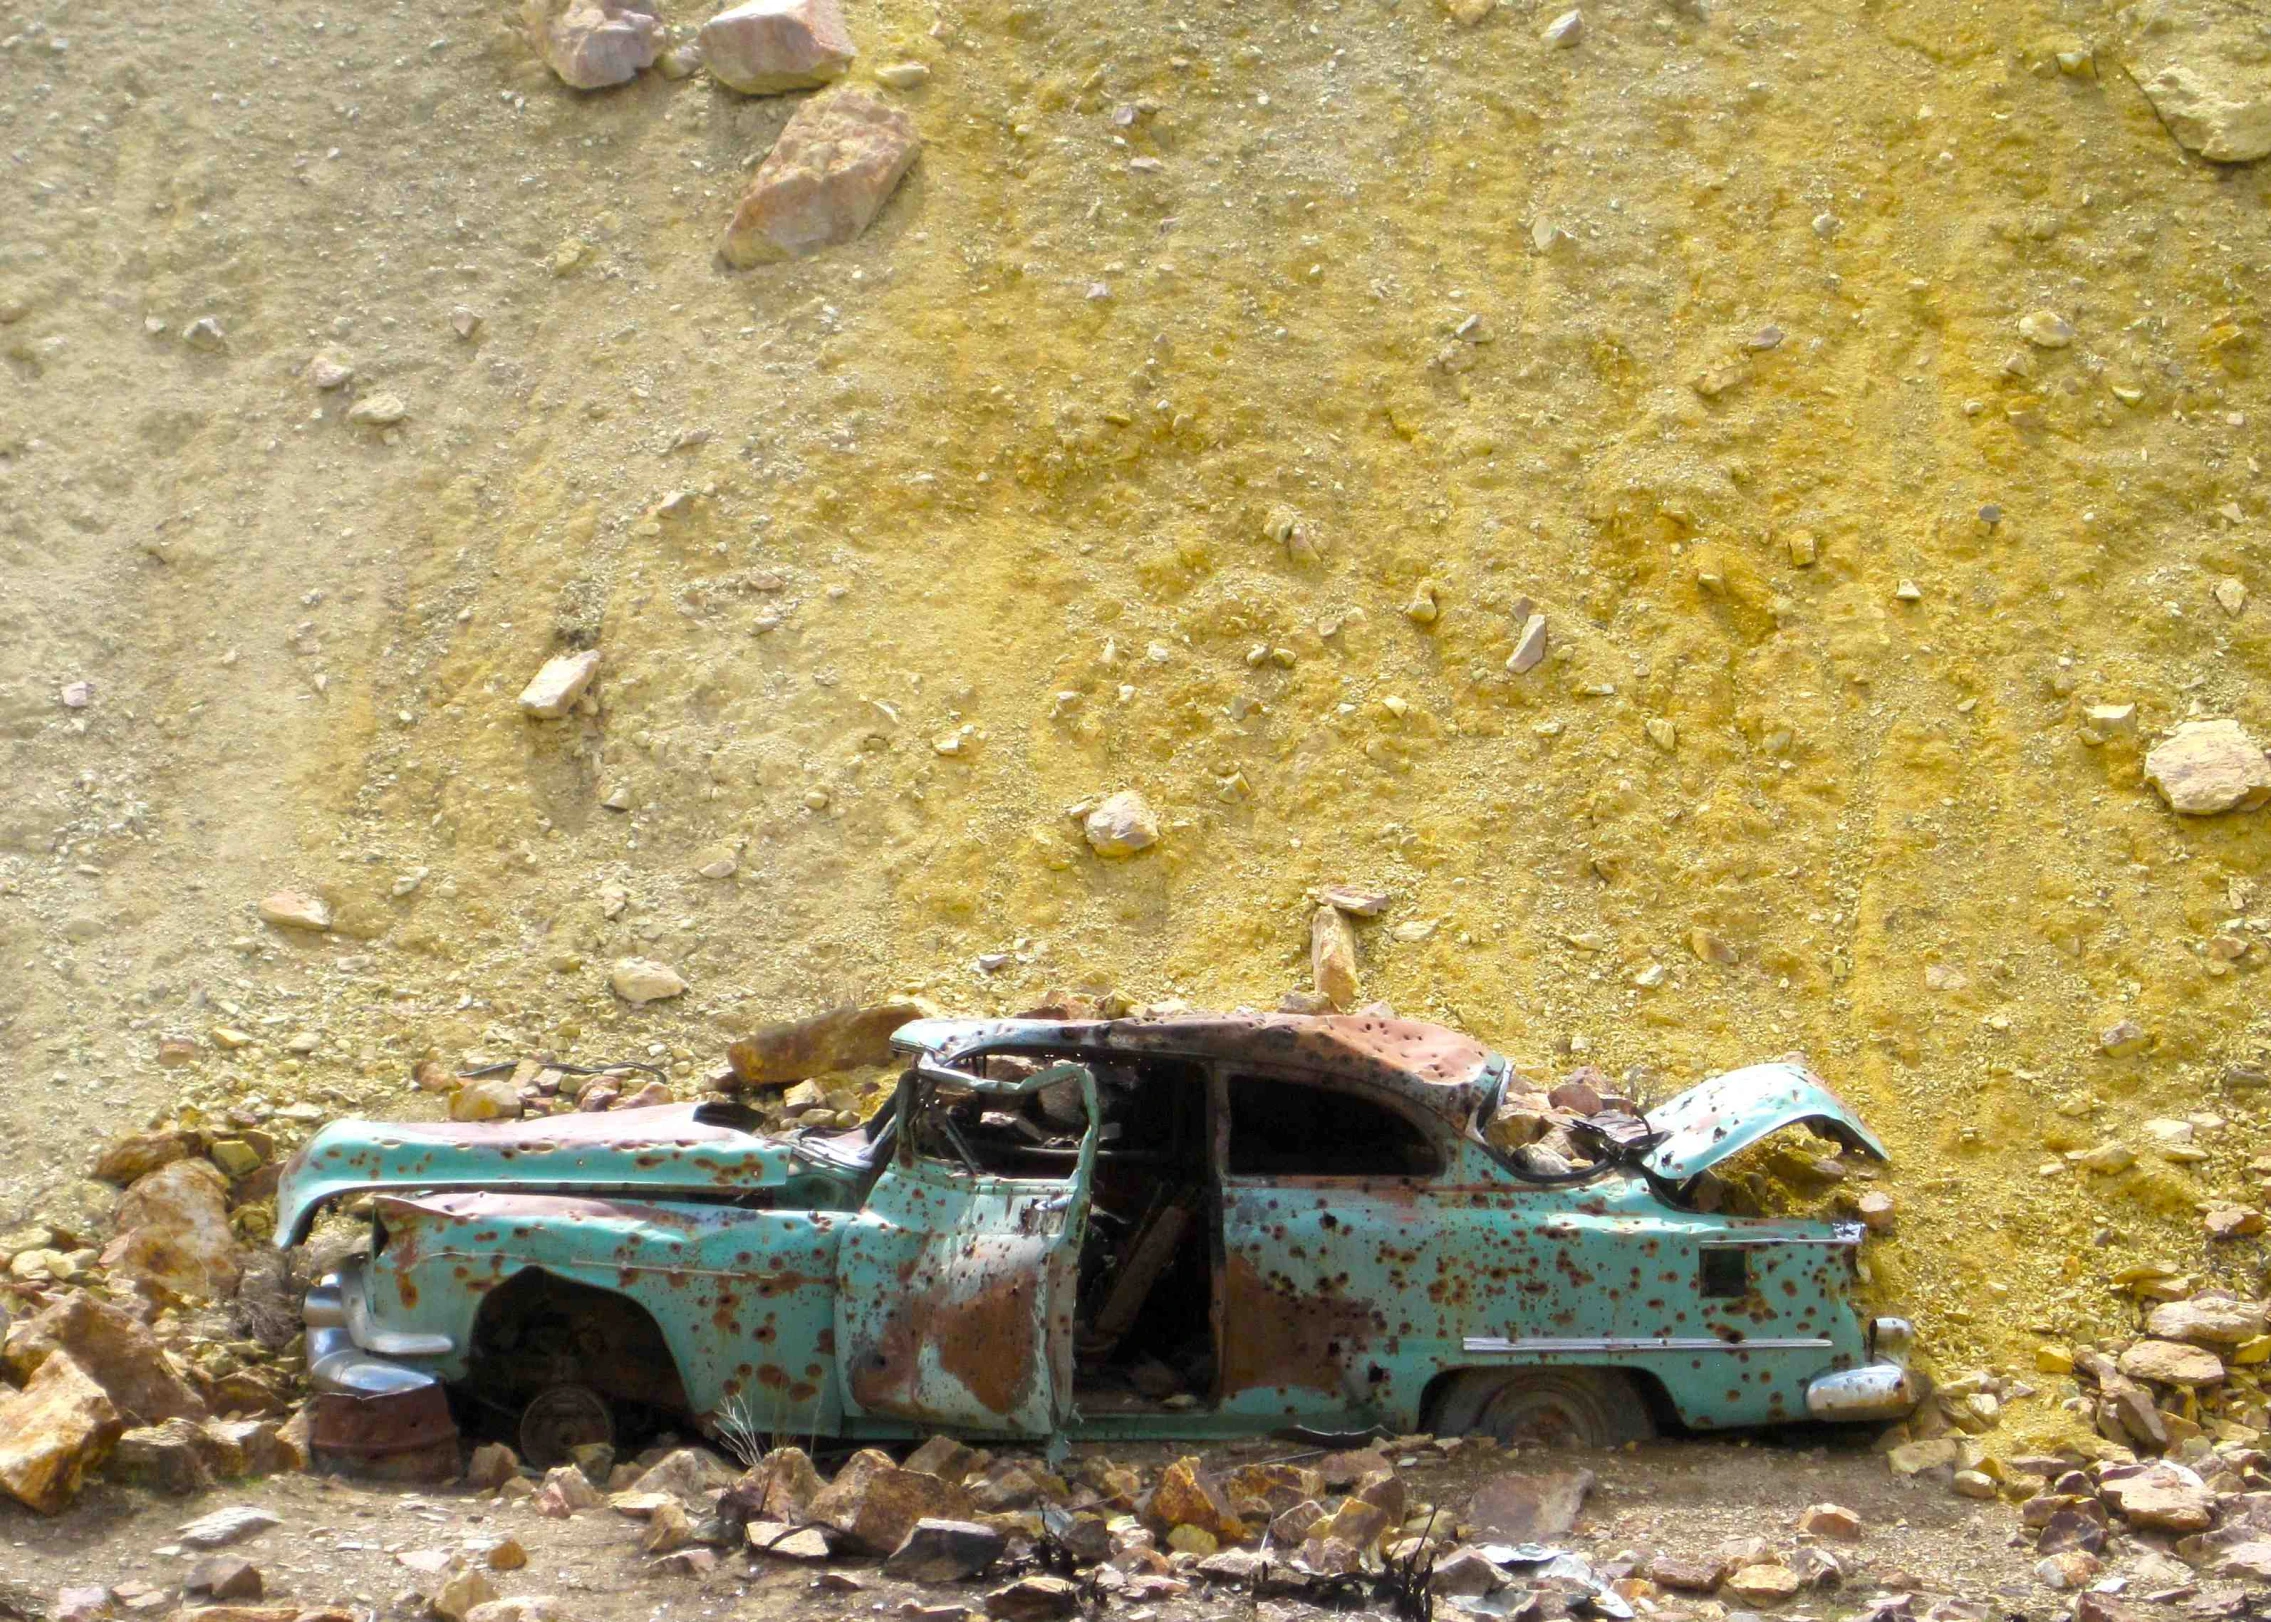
<box><xmin>276</xmin><ymin>1013</ymin><xmax>1916</xmax><ymax>1446</ymax></box>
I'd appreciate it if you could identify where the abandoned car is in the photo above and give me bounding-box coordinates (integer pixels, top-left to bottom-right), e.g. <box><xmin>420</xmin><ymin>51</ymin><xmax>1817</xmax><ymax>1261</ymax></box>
<box><xmin>274</xmin><ymin>1014</ymin><xmax>1920</xmax><ymax>1469</ymax></box>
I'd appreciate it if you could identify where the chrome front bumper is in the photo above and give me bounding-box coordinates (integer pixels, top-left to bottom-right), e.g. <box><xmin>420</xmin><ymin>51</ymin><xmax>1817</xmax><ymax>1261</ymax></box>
<box><xmin>305</xmin><ymin>1267</ymin><xmax>449</xmax><ymax>1396</ymax></box>
<box><xmin>1805</xmin><ymin>1360</ymin><xmax>1922</xmax><ymax>1421</ymax></box>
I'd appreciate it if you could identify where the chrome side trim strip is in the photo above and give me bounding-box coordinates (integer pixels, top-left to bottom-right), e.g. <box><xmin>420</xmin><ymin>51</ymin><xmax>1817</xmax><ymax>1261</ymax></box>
<box><xmin>1462</xmin><ymin>1335</ymin><xmax>1835</xmax><ymax>1354</ymax></box>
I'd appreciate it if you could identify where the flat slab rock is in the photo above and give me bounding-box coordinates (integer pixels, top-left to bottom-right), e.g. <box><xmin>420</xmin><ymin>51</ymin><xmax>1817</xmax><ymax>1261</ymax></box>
<box><xmin>177</xmin><ymin>1506</ymin><xmax>284</xmax><ymax>1549</ymax></box>
<box><xmin>722</xmin><ymin>88</ymin><xmax>920</xmax><ymax>265</ymax></box>
<box><xmin>2123</xmin><ymin>0</ymin><xmax>2271</xmax><ymax>164</ymax></box>
<box><xmin>2144</xmin><ymin>719</ymin><xmax>2271</xmax><ymax>814</ymax></box>
<box><xmin>1466</xmin><ymin>1468</ymin><xmax>1594</xmax><ymax>1542</ymax></box>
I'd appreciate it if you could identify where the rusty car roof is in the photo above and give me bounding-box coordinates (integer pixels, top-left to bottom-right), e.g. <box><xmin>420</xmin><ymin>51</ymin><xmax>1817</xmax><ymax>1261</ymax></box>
<box><xmin>891</xmin><ymin>1012</ymin><xmax>1502</xmax><ymax>1125</ymax></box>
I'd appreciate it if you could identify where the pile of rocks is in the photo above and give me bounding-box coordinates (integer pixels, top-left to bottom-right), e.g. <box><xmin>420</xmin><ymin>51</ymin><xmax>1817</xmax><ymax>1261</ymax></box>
<box><xmin>441</xmin><ymin>1429</ymin><xmax>1658</xmax><ymax>1617</ymax></box>
<box><xmin>1483</xmin><ymin>1064</ymin><xmax>1656</xmax><ymax>1179</ymax></box>
<box><xmin>0</xmin><ymin>1120</ymin><xmax>318</xmax><ymax>1513</ymax></box>
<box><xmin>0</xmin><ymin>1290</ymin><xmax>303</xmax><ymax>1513</ymax></box>
<box><xmin>515</xmin><ymin>0</ymin><xmax>923</xmax><ymax>265</ymax></box>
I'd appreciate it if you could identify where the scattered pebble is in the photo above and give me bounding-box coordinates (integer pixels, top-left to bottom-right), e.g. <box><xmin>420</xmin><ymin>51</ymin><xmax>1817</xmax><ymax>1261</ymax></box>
<box><xmin>2019</xmin><ymin>310</ymin><xmax>2075</xmax><ymax>349</ymax></box>
<box><xmin>345</xmin><ymin>392</ymin><xmax>407</xmax><ymax>427</ymax></box>
<box><xmin>1083</xmin><ymin>790</ymin><xmax>1161</xmax><ymax>858</ymax></box>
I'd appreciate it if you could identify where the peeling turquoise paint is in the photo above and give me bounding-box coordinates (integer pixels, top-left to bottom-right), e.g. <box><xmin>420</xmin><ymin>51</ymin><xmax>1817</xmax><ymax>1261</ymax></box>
<box><xmin>278</xmin><ymin>1016</ymin><xmax>1917</xmax><ymax>1444</ymax></box>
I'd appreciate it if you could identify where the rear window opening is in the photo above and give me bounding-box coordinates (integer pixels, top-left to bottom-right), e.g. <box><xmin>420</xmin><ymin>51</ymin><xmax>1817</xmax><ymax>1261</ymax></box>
<box><xmin>1224</xmin><ymin>1073</ymin><xmax>1441</xmax><ymax>1178</ymax></box>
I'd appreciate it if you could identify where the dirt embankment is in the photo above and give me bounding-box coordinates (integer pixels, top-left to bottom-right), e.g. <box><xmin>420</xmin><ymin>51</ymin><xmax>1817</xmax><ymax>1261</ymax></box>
<box><xmin>2</xmin><ymin>0</ymin><xmax>2268</xmax><ymax>1489</ymax></box>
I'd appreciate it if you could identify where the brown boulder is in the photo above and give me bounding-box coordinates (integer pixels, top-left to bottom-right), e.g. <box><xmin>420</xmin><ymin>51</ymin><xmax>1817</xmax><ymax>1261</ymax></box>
<box><xmin>808</xmin><ymin>1454</ymin><xmax>972</xmax><ymax>1554</ymax></box>
<box><xmin>106</xmin><ymin>1419</ymin><xmax>221</xmax><ymax>1495</ymax></box>
<box><xmin>698</xmin><ymin>0</ymin><xmax>855</xmax><ymax>94</ymax></box>
<box><xmin>1467</xmin><ymin>1468</ymin><xmax>1594</xmax><ymax>1541</ymax></box>
<box><xmin>1646</xmin><ymin>1553</ymin><xmax>1726</xmax><ymax>1592</ymax></box>
<box><xmin>91</xmin><ymin>1129</ymin><xmax>202</xmax><ymax>1187</ymax></box>
<box><xmin>523</xmin><ymin>0</ymin><xmax>660</xmax><ymax>89</ymax></box>
<box><xmin>1143</xmin><ymin>1457</ymin><xmax>1246</xmax><ymax>1542</ymax></box>
<box><xmin>725</xmin><ymin>1003</ymin><xmax>925</xmax><ymax>1089</ymax></box>
<box><xmin>720</xmin><ymin>89</ymin><xmax>920</xmax><ymax>266</ymax></box>
<box><xmin>3</xmin><ymin>1292</ymin><xmax>208</xmax><ymax>1424</ymax></box>
<box><xmin>2119</xmin><ymin>1339</ymin><xmax>2226</xmax><ymax>1386</ymax></box>
<box><xmin>101</xmin><ymin>1159</ymin><xmax>240</xmax><ymax>1301</ymax></box>
<box><xmin>750</xmin><ymin>1445</ymin><xmax>825</xmax><ymax>1519</ymax></box>
<box><xmin>2104</xmin><ymin>1464</ymin><xmax>2215</xmax><ymax>1532</ymax></box>
<box><xmin>0</xmin><ymin>1352</ymin><xmax>124</xmax><ymax>1514</ymax></box>
<box><xmin>2146</xmin><ymin>1294</ymin><xmax>2266</xmax><ymax>1346</ymax></box>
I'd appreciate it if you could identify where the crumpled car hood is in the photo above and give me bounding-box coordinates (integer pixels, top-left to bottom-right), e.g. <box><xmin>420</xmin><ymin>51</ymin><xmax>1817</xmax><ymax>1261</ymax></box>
<box><xmin>273</xmin><ymin>1103</ymin><xmax>843</xmax><ymax>1245</ymax></box>
<box><xmin>1640</xmin><ymin>1063</ymin><xmax>1888</xmax><ymax>1184</ymax></box>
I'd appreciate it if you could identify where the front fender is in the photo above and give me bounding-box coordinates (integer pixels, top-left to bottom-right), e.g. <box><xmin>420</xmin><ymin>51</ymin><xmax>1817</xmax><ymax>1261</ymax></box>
<box><xmin>356</xmin><ymin>1190</ymin><xmax>844</xmax><ymax>1433</ymax></box>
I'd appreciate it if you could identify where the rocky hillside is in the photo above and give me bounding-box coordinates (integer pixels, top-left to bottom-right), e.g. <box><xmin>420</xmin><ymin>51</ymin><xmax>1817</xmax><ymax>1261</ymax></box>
<box><xmin>2</xmin><ymin>0</ymin><xmax>2269</xmax><ymax>1463</ymax></box>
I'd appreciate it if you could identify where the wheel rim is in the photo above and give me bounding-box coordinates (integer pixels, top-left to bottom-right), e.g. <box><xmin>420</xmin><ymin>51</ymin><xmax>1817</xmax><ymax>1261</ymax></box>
<box><xmin>519</xmin><ymin>1383</ymin><xmax>615</xmax><ymax>1469</ymax></box>
<box><xmin>1476</xmin><ymin>1375</ymin><xmax>1619</xmax><ymax>1447</ymax></box>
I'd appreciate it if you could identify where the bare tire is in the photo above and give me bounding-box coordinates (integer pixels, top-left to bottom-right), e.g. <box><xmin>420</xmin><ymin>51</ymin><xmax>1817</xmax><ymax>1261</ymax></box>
<box><xmin>1429</xmin><ymin>1368</ymin><xmax>1655</xmax><ymax>1448</ymax></box>
<box><xmin>519</xmin><ymin>1382</ymin><xmax>616</xmax><ymax>1469</ymax></box>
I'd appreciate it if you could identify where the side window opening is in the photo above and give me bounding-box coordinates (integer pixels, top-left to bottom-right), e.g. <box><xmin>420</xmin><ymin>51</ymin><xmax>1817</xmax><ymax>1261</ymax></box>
<box><xmin>907</xmin><ymin>1051</ymin><xmax>1204</xmax><ymax>1178</ymax></box>
<box><xmin>1224</xmin><ymin>1073</ymin><xmax>1442</xmax><ymax>1178</ymax></box>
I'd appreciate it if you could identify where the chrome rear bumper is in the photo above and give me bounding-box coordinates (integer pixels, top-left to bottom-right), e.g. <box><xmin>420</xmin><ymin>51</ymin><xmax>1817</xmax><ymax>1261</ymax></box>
<box><xmin>1805</xmin><ymin>1360</ymin><xmax>1922</xmax><ymax>1421</ymax></box>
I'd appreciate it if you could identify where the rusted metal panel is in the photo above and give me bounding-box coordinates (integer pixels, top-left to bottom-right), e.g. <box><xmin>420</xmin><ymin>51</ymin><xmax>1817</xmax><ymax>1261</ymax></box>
<box><xmin>1641</xmin><ymin>1063</ymin><xmax>1887</xmax><ymax>1183</ymax></box>
<box><xmin>835</xmin><ymin>1062</ymin><xmax>1097</xmax><ymax>1435</ymax></box>
<box><xmin>307</xmin><ymin>1385</ymin><xmax>460</xmax><ymax>1482</ymax></box>
<box><xmin>890</xmin><ymin>1015</ymin><xmax>1498</xmax><ymax>1130</ymax></box>
<box><xmin>354</xmin><ymin>1188</ymin><xmax>845</xmax><ymax>1436</ymax></box>
<box><xmin>274</xmin><ymin>1101</ymin><xmax>865</xmax><ymax>1244</ymax></box>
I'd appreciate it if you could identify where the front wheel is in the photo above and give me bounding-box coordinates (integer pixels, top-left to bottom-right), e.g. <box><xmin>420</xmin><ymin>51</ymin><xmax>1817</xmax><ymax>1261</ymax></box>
<box><xmin>1428</xmin><ymin>1367</ymin><xmax>1656</xmax><ymax>1448</ymax></box>
<box><xmin>518</xmin><ymin>1382</ymin><xmax>617</xmax><ymax>1469</ymax></box>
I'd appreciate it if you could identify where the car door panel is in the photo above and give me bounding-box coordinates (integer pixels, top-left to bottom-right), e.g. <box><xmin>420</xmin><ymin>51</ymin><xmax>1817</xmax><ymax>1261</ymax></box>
<box><xmin>835</xmin><ymin>1061</ymin><xmax>1097</xmax><ymax>1434</ymax></box>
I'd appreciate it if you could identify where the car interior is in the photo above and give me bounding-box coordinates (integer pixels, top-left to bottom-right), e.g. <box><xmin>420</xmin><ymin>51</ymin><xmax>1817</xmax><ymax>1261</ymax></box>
<box><xmin>903</xmin><ymin>1046</ymin><xmax>1442</xmax><ymax>1414</ymax></box>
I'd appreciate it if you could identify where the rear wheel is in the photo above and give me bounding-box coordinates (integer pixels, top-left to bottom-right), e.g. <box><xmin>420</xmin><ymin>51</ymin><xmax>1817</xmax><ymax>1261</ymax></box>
<box><xmin>1429</xmin><ymin>1368</ymin><xmax>1656</xmax><ymax>1448</ymax></box>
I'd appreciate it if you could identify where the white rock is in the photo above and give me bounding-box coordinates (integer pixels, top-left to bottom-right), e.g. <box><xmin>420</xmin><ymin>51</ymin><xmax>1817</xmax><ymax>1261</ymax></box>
<box><xmin>699</xmin><ymin>0</ymin><xmax>855</xmax><ymax>94</ymax></box>
<box><xmin>2019</xmin><ymin>310</ymin><xmax>2075</xmax><ymax>348</ymax></box>
<box><xmin>183</xmin><ymin>316</ymin><xmax>226</xmax><ymax>350</ymax></box>
<box><xmin>874</xmin><ymin>61</ymin><xmax>929</xmax><ymax>88</ymax></box>
<box><xmin>258</xmin><ymin>890</ymin><xmax>333</xmax><ymax>932</ymax></box>
<box><xmin>346</xmin><ymin>392</ymin><xmax>408</xmax><ymax>427</ymax></box>
<box><xmin>721</xmin><ymin>88</ymin><xmax>920</xmax><ymax>265</ymax></box>
<box><xmin>451</xmin><ymin>306</ymin><xmax>483</xmax><ymax>340</ymax></box>
<box><xmin>59</xmin><ymin>680</ymin><xmax>93</xmax><ymax>710</ymax></box>
<box><xmin>1506</xmin><ymin>613</ymin><xmax>1548</xmax><ymax>675</ymax></box>
<box><xmin>610</xmin><ymin>957</ymin><xmax>688</xmax><ymax>1003</ymax></box>
<box><xmin>1541</xmin><ymin>8</ymin><xmax>1583</xmax><ymax>46</ymax></box>
<box><xmin>525</xmin><ymin>0</ymin><xmax>661</xmax><ymax>88</ymax></box>
<box><xmin>2144</xmin><ymin>719</ymin><xmax>2271</xmax><ymax>814</ymax></box>
<box><xmin>518</xmin><ymin>650</ymin><xmax>603</xmax><ymax>719</ymax></box>
<box><xmin>1083</xmin><ymin>791</ymin><xmax>1161</xmax><ymax>858</ymax></box>
<box><xmin>307</xmin><ymin>355</ymin><xmax>355</xmax><ymax>390</ymax></box>
<box><xmin>2132</xmin><ymin>46</ymin><xmax>2271</xmax><ymax>164</ymax></box>
<box><xmin>177</xmin><ymin>1506</ymin><xmax>282</xmax><ymax>1549</ymax></box>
